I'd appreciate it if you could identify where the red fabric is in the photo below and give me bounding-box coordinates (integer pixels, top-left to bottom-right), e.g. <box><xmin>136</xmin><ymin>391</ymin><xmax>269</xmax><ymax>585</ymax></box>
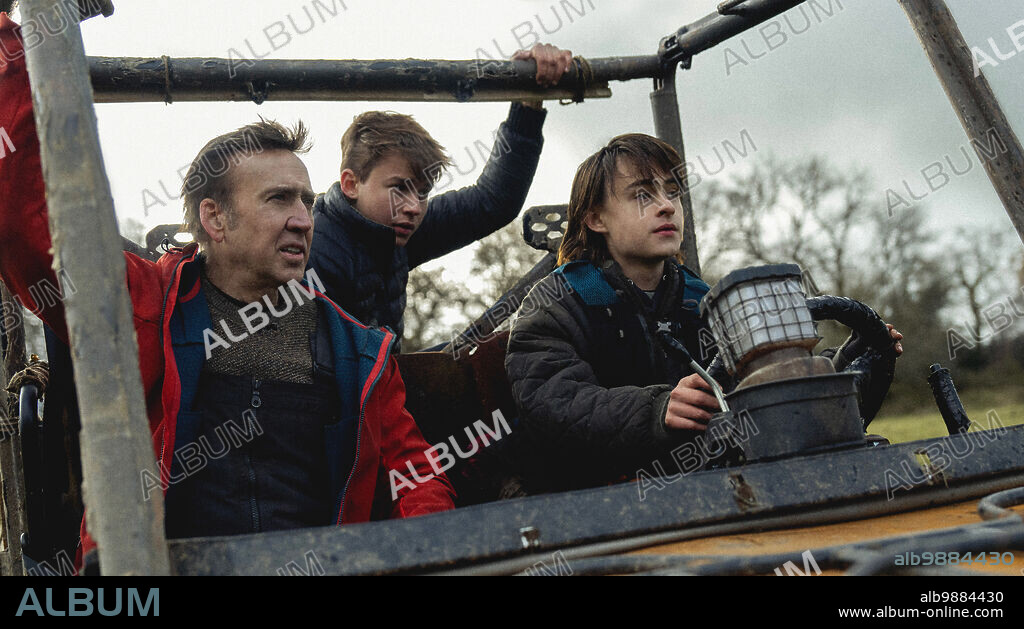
<box><xmin>0</xmin><ymin>15</ymin><xmax>454</xmax><ymax>571</ymax></box>
<box><xmin>340</xmin><ymin>356</ymin><xmax>460</xmax><ymax>523</ymax></box>
<box><xmin>0</xmin><ymin>13</ymin><xmax>67</xmax><ymax>340</ymax></box>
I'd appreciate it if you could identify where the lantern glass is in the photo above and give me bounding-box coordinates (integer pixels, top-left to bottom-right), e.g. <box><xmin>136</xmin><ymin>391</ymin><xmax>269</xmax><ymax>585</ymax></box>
<box><xmin>702</xmin><ymin>265</ymin><xmax>819</xmax><ymax>374</ymax></box>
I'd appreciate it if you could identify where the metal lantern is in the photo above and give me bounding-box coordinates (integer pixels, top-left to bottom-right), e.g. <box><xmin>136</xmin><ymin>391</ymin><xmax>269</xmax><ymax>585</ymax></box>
<box><xmin>700</xmin><ymin>264</ymin><xmax>819</xmax><ymax>377</ymax></box>
<box><xmin>702</xmin><ymin>263</ymin><xmax>865</xmax><ymax>462</ymax></box>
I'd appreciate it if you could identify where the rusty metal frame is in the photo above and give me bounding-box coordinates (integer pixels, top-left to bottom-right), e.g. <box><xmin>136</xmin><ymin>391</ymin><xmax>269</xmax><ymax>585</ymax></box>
<box><xmin>3</xmin><ymin>0</ymin><xmax>1023</xmax><ymax>576</ymax></box>
<box><xmin>166</xmin><ymin>425</ymin><xmax>1024</xmax><ymax>575</ymax></box>
<box><xmin>0</xmin><ymin>285</ymin><xmax>28</xmax><ymax>575</ymax></box>
<box><xmin>15</xmin><ymin>0</ymin><xmax>169</xmax><ymax>575</ymax></box>
<box><xmin>898</xmin><ymin>0</ymin><xmax>1024</xmax><ymax>246</ymax></box>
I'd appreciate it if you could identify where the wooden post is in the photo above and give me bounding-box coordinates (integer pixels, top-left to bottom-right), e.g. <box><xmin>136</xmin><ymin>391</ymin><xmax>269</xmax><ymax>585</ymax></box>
<box><xmin>0</xmin><ymin>401</ymin><xmax>28</xmax><ymax>576</ymax></box>
<box><xmin>19</xmin><ymin>0</ymin><xmax>169</xmax><ymax>575</ymax></box>
<box><xmin>898</xmin><ymin>0</ymin><xmax>1024</xmax><ymax>246</ymax></box>
<box><xmin>0</xmin><ymin>281</ymin><xmax>27</xmax><ymax>575</ymax></box>
<box><xmin>1</xmin><ymin>283</ymin><xmax>26</xmax><ymax>379</ymax></box>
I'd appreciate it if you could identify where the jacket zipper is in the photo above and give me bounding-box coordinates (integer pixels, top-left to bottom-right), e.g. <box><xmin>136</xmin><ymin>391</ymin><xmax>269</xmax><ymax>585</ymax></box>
<box><xmin>245</xmin><ymin>449</ymin><xmax>260</xmax><ymax>532</ymax></box>
<box><xmin>651</xmin><ymin>268</ymin><xmax>678</xmax><ymax>379</ymax></box>
<box><xmin>634</xmin><ymin>312</ymin><xmax>663</xmax><ymax>377</ymax></box>
<box><xmin>157</xmin><ymin>250</ymin><xmax>195</xmax><ymax>477</ymax></box>
<box><xmin>336</xmin><ymin>407</ymin><xmax>365</xmax><ymax>525</ymax></box>
<box><xmin>335</xmin><ymin>331</ymin><xmax>395</xmax><ymax>524</ymax></box>
<box><xmin>618</xmin><ymin>278</ymin><xmax>663</xmax><ymax>377</ymax></box>
<box><xmin>248</xmin><ymin>377</ymin><xmax>262</xmax><ymax>532</ymax></box>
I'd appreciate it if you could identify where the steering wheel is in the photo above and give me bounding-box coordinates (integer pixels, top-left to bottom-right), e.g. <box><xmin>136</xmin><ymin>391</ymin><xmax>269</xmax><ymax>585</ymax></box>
<box><xmin>704</xmin><ymin>295</ymin><xmax>899</xmax><ymax>429</ymax></box>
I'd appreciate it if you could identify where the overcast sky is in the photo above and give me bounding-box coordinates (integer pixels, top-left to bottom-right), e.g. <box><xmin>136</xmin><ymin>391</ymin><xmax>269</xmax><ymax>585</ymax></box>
<box><xmin>11</xmin><ymin>0</ymin><xmax>1024</xmax><ymax>284</ymax></box>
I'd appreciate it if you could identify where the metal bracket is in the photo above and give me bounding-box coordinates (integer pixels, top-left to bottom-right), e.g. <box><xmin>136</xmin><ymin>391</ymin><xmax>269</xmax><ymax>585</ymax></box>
<box><xmin>522</xmin><ymin>205</ymin><xmax>568</xmax><ymax>254</ymax></box>
<box><xmin>519</xmin><ymin>526</ymin><xmax>541</xmax><ymax>549</ymax></box>
<box><xmin>145</xmin><ymin>224</ymin><xmax>192</xmax><ymax>256</ymax></box>
<box><xmin>717</xmin><ymin>0</ymin><xmax>749</xmax><ymax>16</ymax></box>
<box><xmin>246</xmin><ymin>80</ymin><xmax>271</xmax><ymax>105</ymax></box>
<box><xmin>658</xmin><ymin>27</ymin><xmax>692</xmax><ymax>71</ymax></box>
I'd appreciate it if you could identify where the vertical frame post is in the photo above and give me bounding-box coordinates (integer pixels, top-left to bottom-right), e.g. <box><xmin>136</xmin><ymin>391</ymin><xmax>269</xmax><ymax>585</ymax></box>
<box><xmin>651</xmin><ymin>66</ymin><xmax>701</xmax><ymax>275</ymax></box>
<box><xmin>0</xmin><ymin>282</ymin><xmax>27</xmax><ymax>575</ymax></box>
<box><xmin>19</xmin><ymin>0</ymin><xmax>168</xmax><ymax>575</ymax></box>
<box><xmin>1</xmin><ymin>283</ymin><xmax>26</xmax><ymax>379</ymax></box>
<box><xmin>898</xmin><ymin>0</ymin><xmax>1024</xmax><ymax>245</ymax></box>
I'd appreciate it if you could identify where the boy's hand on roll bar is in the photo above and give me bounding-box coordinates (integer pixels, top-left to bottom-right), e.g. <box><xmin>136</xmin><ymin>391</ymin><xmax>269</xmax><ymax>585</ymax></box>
<box><xmin>513</xmin><ymin>43</ymin><xmax>573</xmax><ymax>86</ymax></box>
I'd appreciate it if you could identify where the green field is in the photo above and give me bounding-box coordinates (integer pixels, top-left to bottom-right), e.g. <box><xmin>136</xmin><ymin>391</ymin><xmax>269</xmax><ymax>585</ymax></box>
<box><xmin>870</xmin><ymin>402</ymin><xmax>1024</xmax><ymax>443</ymax></box>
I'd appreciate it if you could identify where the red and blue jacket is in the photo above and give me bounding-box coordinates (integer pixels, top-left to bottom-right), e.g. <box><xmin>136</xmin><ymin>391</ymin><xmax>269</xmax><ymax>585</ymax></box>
<box><xmin>0</xmin><ymin>13</ymin><xmax>454</xmax><ymax>564</ymax></box>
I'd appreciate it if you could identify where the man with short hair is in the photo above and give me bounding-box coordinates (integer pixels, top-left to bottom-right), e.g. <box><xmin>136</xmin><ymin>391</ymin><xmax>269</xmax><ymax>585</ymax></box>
<box><xmin>0</xmin><ymin>13</ymin><xmax>454</xmax><ymax>568</ymax></box>
<box><xmin>308</xmin><ymin>44</ymin><xmax>574</xmax><ymax>352</ymax></box>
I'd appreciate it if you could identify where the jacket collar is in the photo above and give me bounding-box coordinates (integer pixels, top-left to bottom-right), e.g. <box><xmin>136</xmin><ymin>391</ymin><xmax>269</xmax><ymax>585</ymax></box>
<box><xmin>153</xmin><ymin>243</ymin><xmax>204</xmax><ymax>302</ymax></box>
<box><xmin>318</xmin><ymin>182</ymin><xmax>396</xmax><ymax>256</ymax></box>
<box><xmin>599</xmin><ymin>258</ymin><xmax>677</xmax><ymax>290</ymax></box>
<box><xmin>600</xmin><ymin>258</ymin><xmax>680</xmax><ymax>316</ymax></box>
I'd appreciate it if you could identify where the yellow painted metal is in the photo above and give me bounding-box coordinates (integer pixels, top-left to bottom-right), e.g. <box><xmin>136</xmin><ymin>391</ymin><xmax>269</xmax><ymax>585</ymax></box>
<box><xmin>631</xmin><ymin>501</ymin><xmax>1024</xmax><ymax>576</ymax></box>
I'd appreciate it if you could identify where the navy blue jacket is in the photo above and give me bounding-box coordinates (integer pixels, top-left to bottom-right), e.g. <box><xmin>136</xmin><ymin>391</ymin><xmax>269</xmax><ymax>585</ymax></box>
<box><xmin>308</xmin><ymin>103</ymin><xmax>547</xmax><ymax>352</ymax></box>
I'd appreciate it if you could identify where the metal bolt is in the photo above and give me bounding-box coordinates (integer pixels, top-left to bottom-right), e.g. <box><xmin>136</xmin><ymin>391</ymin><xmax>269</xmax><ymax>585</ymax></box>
<box><xmin>519</xmin><ymin>526</ymin><xmax>540</xmax><ymax>549</ymax></box>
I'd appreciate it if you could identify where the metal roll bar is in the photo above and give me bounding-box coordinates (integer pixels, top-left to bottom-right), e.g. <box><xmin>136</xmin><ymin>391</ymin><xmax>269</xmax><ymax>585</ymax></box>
<box><xmin>2</xmin><ymin>0</ymin><xmax>1022</xmax><ymax>576</ymax></box>
<box><xmin>18</xmin><ymin>0</ymin><xmax>169</xmax><ymax>576</ymax></box>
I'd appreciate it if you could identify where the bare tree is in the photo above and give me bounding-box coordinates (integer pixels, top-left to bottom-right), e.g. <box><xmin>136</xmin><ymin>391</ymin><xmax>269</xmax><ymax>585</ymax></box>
<box><xmin>403</xmin><ymin>266</ymin><xmax>470</xmax><ymax>352</ymax></box>
<box><xmin>702</xmin><ymin>156</ymin><xmax>873</xmax><ymax>297</ymax></box>
<box><xmin>944</xmin><ymin>227</ymin><xmax>1018</xmax><ymax>339</ymax></box>
<box><xmin>465</xmin><ymin>220</ymin><xmax>546</xmax><ymax>311</ymax></box>
<box><xmin>691</xmin><ymin>180</ymin><xmax>738</xmax><ymax>285</ymax></box>
<box><xmin>791</xmin><ymin>159</ymin><xmax>873</xmax><ymax>297</ymax></box>
<box><xmin>709</xmin><ymin>158</ymin><xmax>785</xmax><ymax>268</ymax></box>
<box><xmin>858</xmin><ymin>204</ymin><xmax>939</xmax><ymax>313</ymax></box>
<box><xmin>403</xmin><ymin>219</ymin><xmax>545</xmax><ymax>352</ymax></box>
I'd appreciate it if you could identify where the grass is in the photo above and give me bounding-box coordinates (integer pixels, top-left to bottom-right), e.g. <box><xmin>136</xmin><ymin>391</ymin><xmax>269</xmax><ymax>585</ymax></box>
<box><xmin>869</xmin><ymin>402</ymin><xmax>1024</xmax><ymax>444</ymax></box>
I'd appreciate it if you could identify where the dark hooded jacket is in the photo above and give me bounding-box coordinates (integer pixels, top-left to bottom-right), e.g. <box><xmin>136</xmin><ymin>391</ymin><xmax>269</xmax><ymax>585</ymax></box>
<box><xmin>504</xmin><ymin>258</ymin><xmax>717</xmax><ymax>492</ymax></box>
<box><xmin>504</xmin><ymin>258</ymin><xmax>899</xmax><ymax>494</ymax></box>
<box><xmin>308</xmin><ymin>103</ymin><xmax>546</xmax><ymax>352</ymax></box>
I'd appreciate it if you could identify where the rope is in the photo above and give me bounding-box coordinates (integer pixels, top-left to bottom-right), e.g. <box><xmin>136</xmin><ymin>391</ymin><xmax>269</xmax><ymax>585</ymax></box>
<box><xmin>6</xmin><ymin>359</ymin><xmax>49</xmax><ymax>398</ymax></box>
<box><xmin>560</xmin><ymin>55</ymin><xmax>594</xmax><ymax>105</ymax></box>
<box><xmin>247</xmin><ymin>80</ymin><xmax>270</xmax><ymax>105</ymax></box>
<box><xmin>162</xmin><ymin>55</ymin><xmax>173</xmax><ymax>105</ymax></box>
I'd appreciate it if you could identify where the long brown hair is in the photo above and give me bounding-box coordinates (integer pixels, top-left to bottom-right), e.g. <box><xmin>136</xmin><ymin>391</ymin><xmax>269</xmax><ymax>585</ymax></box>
<box><xmin>557</xmin><ymin>133</ymin><xmax>685</xmax><ymax>266</ymax></box>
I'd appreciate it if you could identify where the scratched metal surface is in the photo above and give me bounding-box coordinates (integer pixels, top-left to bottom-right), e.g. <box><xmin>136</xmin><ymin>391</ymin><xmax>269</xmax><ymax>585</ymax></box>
<box><xmin>168</xmin><ymin>425</ymin><xmax>1024</xmax><ymax>575</ymax></box>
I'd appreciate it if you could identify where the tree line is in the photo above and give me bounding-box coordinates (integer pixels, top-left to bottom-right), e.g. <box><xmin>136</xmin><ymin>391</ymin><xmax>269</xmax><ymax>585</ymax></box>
<box><xmin>404</xmin><ymin>155</ymin><xmax>1024</xmax><ymax>412</ymax></box>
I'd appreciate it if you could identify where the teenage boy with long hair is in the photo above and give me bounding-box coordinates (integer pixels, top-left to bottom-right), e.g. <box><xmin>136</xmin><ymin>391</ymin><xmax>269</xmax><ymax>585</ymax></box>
<box><xmin>504</xmin><ymin>134</ymin><xmax>903</xmax><ymax>492</ymax></box>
